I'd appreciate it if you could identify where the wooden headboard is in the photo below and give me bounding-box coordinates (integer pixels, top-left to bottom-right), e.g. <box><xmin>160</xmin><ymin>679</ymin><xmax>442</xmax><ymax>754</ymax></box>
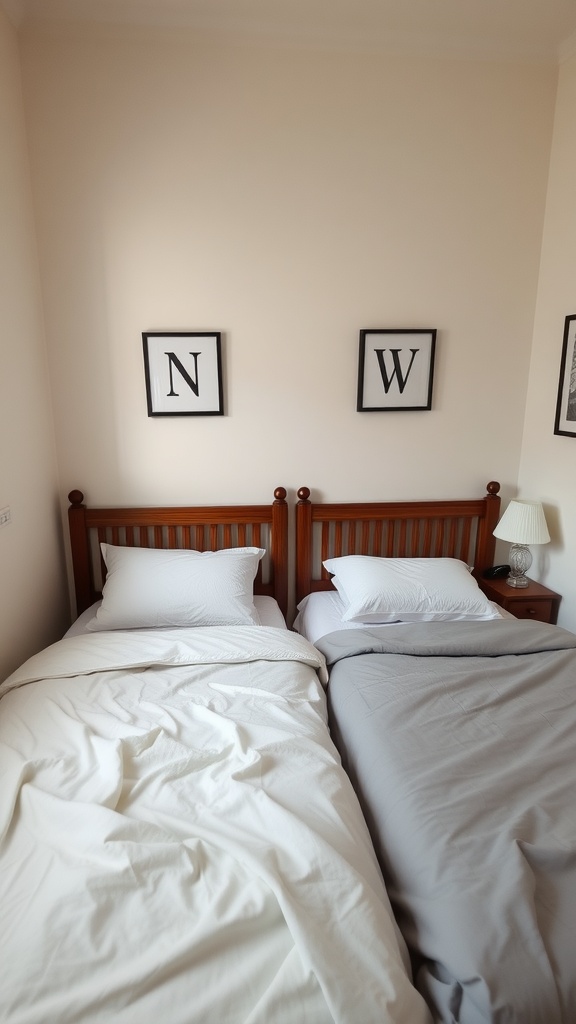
<box><xmin>68</xmin><ymin>488</ymin><xmax>289</xmax><ymax>619</ymax></box>
<box><xmin>295</xmin><ymin>482</ymin><xmax>501</xmax><ymax>605</ymax></box>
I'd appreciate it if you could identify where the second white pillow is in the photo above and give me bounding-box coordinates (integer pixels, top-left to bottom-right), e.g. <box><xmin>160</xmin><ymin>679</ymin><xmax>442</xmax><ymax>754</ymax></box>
<box><xmin>323</xmin><ymin>555</ymin><xmax>500</xmax><ymax>623</ymax></box>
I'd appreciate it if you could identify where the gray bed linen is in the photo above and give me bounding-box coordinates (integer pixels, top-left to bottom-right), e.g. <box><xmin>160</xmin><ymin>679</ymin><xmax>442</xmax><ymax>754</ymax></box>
<box><xmin>317</xmin><ymin>619</ymin><xmax>576</xmax><ymax>1024</ymax></box>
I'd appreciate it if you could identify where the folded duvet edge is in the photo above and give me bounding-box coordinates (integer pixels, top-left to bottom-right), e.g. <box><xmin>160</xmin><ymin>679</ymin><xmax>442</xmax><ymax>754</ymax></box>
<box><xmin>0</xmin><ymin>626</ymin><xmax>328</xmax><ymax>696</ymax></box>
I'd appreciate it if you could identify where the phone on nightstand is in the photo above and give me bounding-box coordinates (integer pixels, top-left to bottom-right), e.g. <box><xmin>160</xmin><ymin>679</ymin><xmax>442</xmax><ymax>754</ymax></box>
<box><xmin>483</xmin><ymin>564</ymin><xmax>510</xmax><ymax>580</ymax></box>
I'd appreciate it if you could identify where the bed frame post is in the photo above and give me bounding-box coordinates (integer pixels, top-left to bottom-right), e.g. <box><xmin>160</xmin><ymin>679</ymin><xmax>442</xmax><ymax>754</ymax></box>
<box><xmin>474</xmin><ymin>481</ymin><xmax>501</xmax><ymax>578</ymax></box>
<box><xmin>68</xmin><ymin>490</ymin><xmax>93</xmax><ymax>615</ymax></box>
<box><xmin>272</xmin><ymin>487</ymin><xmax>289</xmax><ymax>618</ymax></box>
<box><xmin>295</xmin><ymin>487</ymin><xmax>311</xmax><ymax>607</ymax></box>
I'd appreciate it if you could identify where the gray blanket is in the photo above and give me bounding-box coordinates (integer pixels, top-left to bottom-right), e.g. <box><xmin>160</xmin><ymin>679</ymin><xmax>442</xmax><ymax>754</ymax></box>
<box><xmin>317</xmin><ymin>619</ymin><xmax>576</xmax><ymax>1023</ymax></box>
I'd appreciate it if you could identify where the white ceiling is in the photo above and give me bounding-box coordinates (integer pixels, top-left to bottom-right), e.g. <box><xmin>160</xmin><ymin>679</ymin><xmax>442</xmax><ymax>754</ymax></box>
<box><xmin>2</xmin><ymin>0</ymin><xmax>576</xmax><ymax>61</ymax></box>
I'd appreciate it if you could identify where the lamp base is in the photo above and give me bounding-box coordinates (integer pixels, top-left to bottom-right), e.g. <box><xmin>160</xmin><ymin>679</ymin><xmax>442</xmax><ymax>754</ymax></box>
<box><xmin>506</xmin><ymin>543</ymin><xmax>532</xmax><ymax>588</ymax></box>
<box><xmin>505</xmin><ymin>574</ymin><xmax>529</xmax><ymax>588</ymax></box>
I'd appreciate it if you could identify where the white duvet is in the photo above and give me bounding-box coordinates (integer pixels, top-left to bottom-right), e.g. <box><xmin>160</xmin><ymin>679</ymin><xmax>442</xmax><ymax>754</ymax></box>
<box><xmin>0</xmin><ymin>626</ymin><xmax>430</xmax><ymax>1024</ymax></box>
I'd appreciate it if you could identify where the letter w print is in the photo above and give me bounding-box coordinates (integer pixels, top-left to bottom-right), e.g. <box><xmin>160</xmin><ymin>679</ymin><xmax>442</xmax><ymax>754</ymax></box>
<box><xmin>357</xmin><ymin>329</ymin><xmax>436</xmax><ymax>412</ymax></box>
<box><xmin>143</xmin><ymin>332</ymin><xmax>224</xmax><ymax>416</ymax></box>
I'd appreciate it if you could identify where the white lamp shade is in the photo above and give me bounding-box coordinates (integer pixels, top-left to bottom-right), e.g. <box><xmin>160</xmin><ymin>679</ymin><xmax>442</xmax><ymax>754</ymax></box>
<box><xmin>493</xmin><ymin>500</ymin><xmax>550</xmax><ymax>545</ymax></box>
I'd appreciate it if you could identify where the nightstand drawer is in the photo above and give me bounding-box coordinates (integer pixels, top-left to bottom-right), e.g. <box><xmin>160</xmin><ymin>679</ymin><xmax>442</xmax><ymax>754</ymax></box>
<box><xmin>506</xmin><ymin>599</ymin><xmax>556</xmax><ymax>623</ymax></box>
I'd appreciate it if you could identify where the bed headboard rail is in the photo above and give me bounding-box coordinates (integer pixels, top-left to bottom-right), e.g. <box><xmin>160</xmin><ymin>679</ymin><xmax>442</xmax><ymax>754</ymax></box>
<box><xmin>68</xmin><ymin>488</ymin><xmax>289</xmax><ymax>618</ymax></box>
<box><xmin>295</xmin><ymin>482</ymin><xmax>501</xmax><ymax>605</ymax></box>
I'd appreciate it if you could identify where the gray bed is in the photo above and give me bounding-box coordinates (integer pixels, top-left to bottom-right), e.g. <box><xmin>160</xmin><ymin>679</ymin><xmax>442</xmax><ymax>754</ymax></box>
<box><xmin>294</xmin><ymin>484</ymin><xmax>576</xmax><ymax>1023</ymax></box>
<box><xmin>317</xmin><ymin>619</ymin><xmax>576</xmax><ymax>1023</ymax></box>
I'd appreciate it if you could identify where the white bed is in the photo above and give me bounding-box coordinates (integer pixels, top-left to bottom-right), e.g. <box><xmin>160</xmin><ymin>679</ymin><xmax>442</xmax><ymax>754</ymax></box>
<box><xmin>0</xmin><ymin>490</ymin><xmax>430</xmax><ymax>1024</ymax></box>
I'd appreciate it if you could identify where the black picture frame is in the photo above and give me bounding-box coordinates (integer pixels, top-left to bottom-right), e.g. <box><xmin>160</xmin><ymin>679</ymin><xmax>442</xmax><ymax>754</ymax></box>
<box><xmin>142</xmin><ymin>332</ymin><xmax>224</xmax><ymax>417</ymax></box>
<box><xmin>357</xmin><ymin>329</ymin><xmax>436</xmax><ymax>412</ymax></box>
<box><xmin>554</xmin><ymin>314</ymin><xmax>576</xmax><ymax>437</ymax></box>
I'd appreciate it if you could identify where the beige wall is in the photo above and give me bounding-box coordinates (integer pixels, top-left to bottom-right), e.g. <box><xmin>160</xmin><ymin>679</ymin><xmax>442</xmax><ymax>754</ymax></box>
<box><xmin>20</xmin><ymin>24</ymin><xmax>555</xmax><ymax>517</ymax></box>
<box><xmin>4</xmin><ymin>17</ymin><xmax>573</xmax><ymax>666</ymax></box>
<box><xmin>519</xmin><ymin>53</ymin><xmax>576</xmax><ymax>629</ymax></box>
<box><xmin>0</xmin><ymin>10</ymin><xmax>67</xmax><ymax>681</ymax></box>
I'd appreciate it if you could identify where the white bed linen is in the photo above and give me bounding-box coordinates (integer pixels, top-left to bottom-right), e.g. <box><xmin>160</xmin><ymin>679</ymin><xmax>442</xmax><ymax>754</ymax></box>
<box><xmin>293</xmin><ymin>590</ymin><xmax>403</xmax><ymax>644</ymax></box>
<box><xmin>0</xmin><ymin>626</ymin><xmax>431</xmax><ymax>1024</ymax></box>
<box><xmin>294</xmin><ymin>589</ymin><xmax>507</xmax><ymax>645</ymax></box>
<box><xmin>65</xmin><ymin>595</ymin><xmax>287</xmax><ymax>637</ymax></box>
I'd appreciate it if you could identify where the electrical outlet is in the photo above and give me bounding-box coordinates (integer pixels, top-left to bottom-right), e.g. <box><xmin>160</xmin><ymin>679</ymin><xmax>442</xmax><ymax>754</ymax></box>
<box><xmin>0</xmin><ymin>506</ymin><xmax>11</xmax><ymax>527</ymax></box>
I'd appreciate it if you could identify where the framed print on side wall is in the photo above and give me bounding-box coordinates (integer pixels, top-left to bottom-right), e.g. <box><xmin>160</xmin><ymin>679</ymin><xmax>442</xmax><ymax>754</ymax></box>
<box><xmin>554</xmin><ymin>314</ymin><xmax>576</xmax><ymax>437</ymax></box>
<box><xmin>142</xmin><ymin>332</ymin><xmax>223</xmax><ymax>416</ymax></box>
<box><xmin>357</xmin><ymin>329</ymin><xmax>436</xmax><ymax>411</ymax></box>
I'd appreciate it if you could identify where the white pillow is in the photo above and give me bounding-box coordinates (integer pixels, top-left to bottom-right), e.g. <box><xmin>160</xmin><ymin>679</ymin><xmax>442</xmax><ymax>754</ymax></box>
<box><xmin>87</xmin><ymin>544</ymin><xmax>265</xmax><ymax>630</ymax></box>
<box><xmin>323</xmin><ymin>556</ymin><xmax>501</xmax><ymax>623</ymax></box>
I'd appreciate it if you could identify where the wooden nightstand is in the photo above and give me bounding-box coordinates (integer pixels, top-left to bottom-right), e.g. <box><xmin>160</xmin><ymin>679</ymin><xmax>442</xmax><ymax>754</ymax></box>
<box><xmin>479</xmin><ymin>577</ymin><xmax>561</xmax><ymax>625</ymax></box>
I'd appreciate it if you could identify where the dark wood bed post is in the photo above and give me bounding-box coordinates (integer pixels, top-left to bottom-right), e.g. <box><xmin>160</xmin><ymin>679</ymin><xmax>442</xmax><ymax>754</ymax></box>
<box><xmin>295</xmin><ymin>487</ymin><xmax>312</xmax><ymax>608</ymax></box>
<box><xmin>474</xmin><ymin>481</ymin><xmax>501</xmax><ymax>578</ymax></box>
<box><xmin>68</xmin><ymin>490</ymin><xmax>92</xmax><ymax>615</ymax></box>
<box><xmin>272</xmin><ymin>486</ymin><xmax>288</xmax><ymax>618</ymax></box>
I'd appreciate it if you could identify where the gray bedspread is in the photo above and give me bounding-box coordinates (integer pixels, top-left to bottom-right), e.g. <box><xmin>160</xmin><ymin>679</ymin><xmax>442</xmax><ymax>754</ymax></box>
<box><xmin>317</xmin><ymin>619</ymin><xmax>576</xmax><ymax>1024</ymax></box>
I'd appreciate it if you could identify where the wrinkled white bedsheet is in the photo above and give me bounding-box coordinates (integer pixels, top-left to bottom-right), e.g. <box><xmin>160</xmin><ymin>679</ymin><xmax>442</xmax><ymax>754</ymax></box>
<box><xmin>0</xmin><ymin>626</ymin><xmax>430</xmax><ymax>1024</ymax></box>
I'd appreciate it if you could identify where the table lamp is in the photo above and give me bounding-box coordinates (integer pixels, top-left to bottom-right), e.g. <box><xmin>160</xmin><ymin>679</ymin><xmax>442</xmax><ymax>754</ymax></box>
<box><xmin>492</xmin><ymin>499</ymin><xmax>550</xmax><ymax>588</ymax></box>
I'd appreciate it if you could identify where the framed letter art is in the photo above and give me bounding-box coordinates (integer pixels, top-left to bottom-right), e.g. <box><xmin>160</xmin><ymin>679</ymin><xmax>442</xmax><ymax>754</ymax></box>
<box><xmin>142</xmin><ymin>332</ymin><xmax>224</xmax><ymax>416</ymax></box>
<box><xmin>357</xmin><ymin>329</ymin><xmax>436</xmax><ymax>412</ymax></box>
<box><xmin>554</xmin><ymin>314</ymin><xmax>576</xmax><ymax>437</ymax></box>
